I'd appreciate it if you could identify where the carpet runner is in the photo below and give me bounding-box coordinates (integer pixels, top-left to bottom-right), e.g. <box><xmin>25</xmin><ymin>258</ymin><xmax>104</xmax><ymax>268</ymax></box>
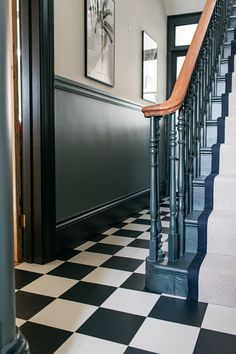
<box><xmin>188</xmin><ymin>48</ymin><xmax>236</xmax><ymax>307</ymax></box>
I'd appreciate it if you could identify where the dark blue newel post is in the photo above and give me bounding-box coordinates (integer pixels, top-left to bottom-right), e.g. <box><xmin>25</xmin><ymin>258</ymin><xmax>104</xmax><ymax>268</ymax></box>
<box><xmin>149</xmin><ymin>117</ymin><xmax>165</xmax><ymax>263</ymax></box>
<box><xmin>0</xmin><ymin>1</ymin><xmax>29</xmax><ymax>352</ymax></box>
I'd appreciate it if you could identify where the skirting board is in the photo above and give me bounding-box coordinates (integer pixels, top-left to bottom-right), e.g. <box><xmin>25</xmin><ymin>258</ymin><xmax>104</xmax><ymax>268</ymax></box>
<box><xmin>56</xmin><ymin>183</ymin><xmax>164</xmax><ymax>256</ymax></box>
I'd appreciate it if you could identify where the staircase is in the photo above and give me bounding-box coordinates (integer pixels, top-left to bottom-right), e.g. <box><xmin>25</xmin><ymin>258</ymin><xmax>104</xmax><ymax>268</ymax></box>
<box><xmin>142</xmin><ymin>0</ymin><xmax>236</xmax><ymax>307</ymax></box>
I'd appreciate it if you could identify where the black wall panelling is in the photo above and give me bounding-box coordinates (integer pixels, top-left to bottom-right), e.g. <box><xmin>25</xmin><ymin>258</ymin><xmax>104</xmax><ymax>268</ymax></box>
<box><xmin>55</xmin><ymin>77</ymin><xmax>165</xmax><ymax>253</ymax></box>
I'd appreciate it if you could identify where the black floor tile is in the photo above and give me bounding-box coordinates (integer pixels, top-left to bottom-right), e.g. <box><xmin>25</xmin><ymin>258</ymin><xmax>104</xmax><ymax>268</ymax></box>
<box><xmin>128</xmin><ymin>239</ymin><xmax>150</xmax><ymax>249</ymax></box>
<box><xmin>160</xmin><ymin>203</ymin><xmax>169</xmax><ymax>208</ymax></box>
<box><xmin>193</xmin><ymin>329</ymin><xmax>236</xmax><ymax>354</ymax></box>
<box><xmin>91</xmin><ymin>234</ymin><xmax>107</xmax><ymax>242</ymax></box>
<box><xmin>120</xmin><ymin>273</ymin><xmax>146</xmax><ymax>291</ymax></box>
<box><xmin>160</xmin><ymin>211</ymin><xmax>169</xmax><ymax>216</ymax></box>
<box><xmin>20</xmin><ymin>322</ymin><xmax>71</xmax><ymax>354</ymax></box>
<box><xmin>129</xmin><ymin>213</ymin><xmax>143</xmax><ymax>218</ymax></box>
<box><xmin>114</xmin><ymin>222</ymin><xmax>126</xmax><ymax>228</ymax></box>
<box><xmin>48</xmin><ymin>262</ymin><xmax>95</xmax><ymax>280</ymax></box>
<box><xmin>15</xmin><ymin>269</ymin><xmax>42</xmax><ymax>290</ymax></box>
<box><xmin>78</xmin><ymin>308</ymin><xmax>145</xmax><ymax>345</ymax></box>
<box><xmin>86</xmin><ymin>243</ymin><xmax>123</xmax><ymax>255</ymax></box>
<box><xmin>161</xmin><ymin>216</ymin><xmax>170</xmax><ymax>222</ymax></box>
<box><xmin>125</xmin><ymin>347</ymin><xmax>157</xmax><ymax>354</ymax></box>
<box><xmin>149</xmin><ymin>296</ymin><xmax>207</xmax><ymax>327</ymax></box>
<box><xmin>134</xmin><ymin>219</ymin><xmax>150</xmax><ymax>226</ymax></box>
<box><xmin>57</xmin><ymin>249</ymin><xmax>80</xmax><ymax>261</ymax></box>
<box><xmin>16</xmin><ymin>291</ymin><xmax>54</xmax><ymax>320</ymax></box>
<box><xmin>113</xmin><ymin>229</ymin><xmax>143</xmax><ymax>238</ymax></box>
<box><xmin>102</xmin><ymin>256</ymin><xmax>143</xmax><ymax>272</ymax></box>
<box><xmin>161</xmin><ymin>227</ymin><xmax>169</xmax><ymax>234</ymax></box>
<box><xmin>60</xmin><ymin>281</ymin><xmax>116</xmax><ymax>306</ymax></box>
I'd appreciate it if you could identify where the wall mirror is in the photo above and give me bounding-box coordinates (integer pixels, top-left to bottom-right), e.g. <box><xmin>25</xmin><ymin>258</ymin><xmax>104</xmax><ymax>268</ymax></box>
<box><xmin>142</xmin><ymin>31</ymin><xmax>158</xmax><ymax>103</ymax></box>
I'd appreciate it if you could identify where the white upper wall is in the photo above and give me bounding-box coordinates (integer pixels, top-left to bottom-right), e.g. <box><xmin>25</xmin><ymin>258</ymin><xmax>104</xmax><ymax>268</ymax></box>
<box><xmin>163</xmin><ymin>0</ymin><xmax>206</xmax><ymax>15</ymax></box>
<box><xmin>54</xmin><ymin>0</ymin><xmax>167</xmax><ymax>105</ymax></box>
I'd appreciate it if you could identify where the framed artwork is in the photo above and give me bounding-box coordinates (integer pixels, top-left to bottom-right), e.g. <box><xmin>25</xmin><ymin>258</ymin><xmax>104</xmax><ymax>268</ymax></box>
<box><xmin>85</xmin><ymin>0</ymin><xmax>115</xmax><ymax>87</ymax></box>
<box><xmin>142</xmin><ymin>31</ymin><xmax>158</xmax><ymax>103</ymax></box>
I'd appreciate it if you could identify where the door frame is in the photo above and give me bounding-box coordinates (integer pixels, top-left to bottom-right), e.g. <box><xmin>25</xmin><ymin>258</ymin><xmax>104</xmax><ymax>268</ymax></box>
<box><xmin>167</xmin><ymin>12</ymin><xmax>202</xmax><ymax>96</ymax></box>
<box><xmin>20</xmin><ymin>0</ymin><xmax>55</xmax><ymax>264</ymax></box>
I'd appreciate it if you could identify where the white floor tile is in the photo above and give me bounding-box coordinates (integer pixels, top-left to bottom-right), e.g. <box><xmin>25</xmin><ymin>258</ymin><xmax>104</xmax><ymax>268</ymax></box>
<box><xmin>162</xmin><ymin>242</ymin><xmax>168</xmax><ymax>252</ymax></box>
<box><xmin>54</xmin><ymin>333</ymin><xmax>127</xmax><ymax>354</ymax></box>
<box><xmin>138</xmin><ymin>214</ymin><xmax>151</xmax><ymax>221</ymax></box>
<box><xmin>162</xmin><ymin>234</ymin><xmax>168</xmax><ymax>242</ymax></box>
<box><xmin>202</xmin><ymin>304</ymin><xmax>236</xmax><ymax>335</ymax></box>
<box><xmin>99</xmin><ymin>235</ymin><xmax>134</xmax><ymax>246</ymax></box>
<box><xmin>123</xmin><ymin>217</ymin><xmax>137</xmax><ymax>224</ymax></box>
<box><xmin>130</xmin><ymin>318</ymin><xmax>199</xmax><ymax>354</ymax></box>
<box><xmin>139</xmin><ymin>209</ymin><xmax>149</xmax><ymax>214</ymax></box>
<box><xmin>68</xmin><ymin>251</ymin><xmax>111</xmax><ymax>267</ymax></box>
<box><xmin>75</xmin><ymin>241</ymin><xmax>96</xmax><ymax>251</ymax></box>
<box><xmin>30</xmin><ymin>299</ymin><xmax>97</xmax><ymax>332</ymax></box>
<box><xmin>137</xmin><ymin>232</ymin><xmax>150</xmax><ymax>240</ymax></box>
<box><xmin>115</xmin><ymin>247</ymin><xmax>149</xmax><ymax>260</ymax></box>
<box><xmin>161</xmin><ymin>221</ymin><xmax>170</xmax><ymax>228</ymax></box>
<box><xmin>82</xmin><ymin>267</ymin><xmax>131</xmax><ymax>287</ymax></box>
<box><xmin>21</xmin><ymin>275</ymin><xmax>77</xmax><ymax>297</ymax></box>
<box><xmin>102</xmin><ymin>227</ymin><xmax>119</xmax><ymax>236</ymax></box>
<box><xmin>101</xmin><ymin>288</ymin><xmax>160</xmax><ymax>316</ymax></box>
<box><xmin>15</xmin><ymin>260</ymin><xmax>64</xmax><ymax>274</ymax></box>
<box><xmin>160</xmin><ymin>207</ymin><xmax>169</xmax><ymax>212</ymax></box>
<box><xmin>134</xmin><ymin>262</ymin><xmax>146</xmax><ymax>274</ymax></box>
<box><xmin>16</xmin><ymin>318</ymin><xmax>26</xmax><ymax>327</ymax></box>
<box><xmin>122</xmin><ymin>223</ymin><xmax>150</xmax><ymax>232</ymax></box>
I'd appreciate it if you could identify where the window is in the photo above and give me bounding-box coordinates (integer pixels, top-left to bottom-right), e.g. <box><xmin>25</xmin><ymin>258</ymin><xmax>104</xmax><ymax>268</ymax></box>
<box><xmin>175</xmin><ymin>23</ymin><xmax>198</xmax><ymax>46</ymax></box>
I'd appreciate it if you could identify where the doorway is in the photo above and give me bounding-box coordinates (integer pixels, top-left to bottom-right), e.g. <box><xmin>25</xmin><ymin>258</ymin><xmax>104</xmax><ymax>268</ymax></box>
<box><xmin>10</xmin><ymin>0</ymin><xmax>56</xmax><ymax>264</ymax></box>
<box><xmin>167</xmin><ymin>12</ymin><xmax>201</xmax><ymax>96</ymax></box>
<box><xmin>11</xmin><ymin>0</ymin><xmax>23</xmax><ymax>264</ymax></box>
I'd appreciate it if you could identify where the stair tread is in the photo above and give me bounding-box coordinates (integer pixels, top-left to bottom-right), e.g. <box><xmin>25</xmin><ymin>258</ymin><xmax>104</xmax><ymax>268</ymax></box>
<box><xmin>185</xmin><ymin>210</ymin><xmax>202</xmax><ymax>225</ymax></box>
<box><xmin>206</xmin><ymin>120</ymin><xmax>218</xmax><ymax>125</ymax></box>
<box><xmin>199</xmin><ymin>253</ymin><xmax>236</xmax><ymax>307</ymax></box>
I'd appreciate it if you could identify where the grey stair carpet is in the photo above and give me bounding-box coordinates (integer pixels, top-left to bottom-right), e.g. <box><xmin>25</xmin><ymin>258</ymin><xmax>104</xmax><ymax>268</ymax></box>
<box><xmin>188</xmin><ymin>52</ymin><xmax>236</xmax><ymax>308</ymax></box>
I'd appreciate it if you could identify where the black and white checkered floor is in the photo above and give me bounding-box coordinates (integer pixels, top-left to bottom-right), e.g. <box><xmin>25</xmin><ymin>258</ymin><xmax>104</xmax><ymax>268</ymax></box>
<box><xmin>15</xmin><ymin>199</ymin><xmax>236</xmax><ymax>354</ymax></box>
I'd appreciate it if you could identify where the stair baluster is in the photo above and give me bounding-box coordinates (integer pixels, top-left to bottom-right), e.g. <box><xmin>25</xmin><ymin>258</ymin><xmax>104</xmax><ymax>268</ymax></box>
<box><xmin>149</xmin><ymin>117</ymin><xmax>165</xmax><ymax>262</ymax></box>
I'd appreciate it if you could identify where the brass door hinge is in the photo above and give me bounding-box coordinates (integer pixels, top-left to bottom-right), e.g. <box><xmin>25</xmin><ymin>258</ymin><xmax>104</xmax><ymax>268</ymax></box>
<box><xmin>19</xmin><ymin>214</ymin><xmax>26</xmax><ymax>229</ymax></box>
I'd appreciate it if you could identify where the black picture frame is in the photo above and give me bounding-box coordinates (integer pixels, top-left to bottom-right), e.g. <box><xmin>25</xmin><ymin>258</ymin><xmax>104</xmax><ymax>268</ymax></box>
<box><xmin>142</xmin><ymin>31</ymin><xmax>158</xmax><ymax>103</ymax></box>
<box><xmin>85</xmin><ymin>0</ymin><xmax>115</xmax><ymax>87</ymax></box>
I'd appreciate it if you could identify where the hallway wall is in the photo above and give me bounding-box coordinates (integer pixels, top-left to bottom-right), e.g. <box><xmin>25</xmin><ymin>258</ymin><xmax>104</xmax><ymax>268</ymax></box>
<box><xmin>54</xmin><ymin>0</ymin><xmax>167</xmax><ymax>229</ymax></box>
<box><xmin>54</xmin><ymin>0</ymin><xmax>167</xmax><ymax>105</ymax></box>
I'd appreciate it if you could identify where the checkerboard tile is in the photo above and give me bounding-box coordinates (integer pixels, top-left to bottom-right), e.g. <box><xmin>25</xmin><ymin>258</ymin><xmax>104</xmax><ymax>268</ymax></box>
<box><xmin>15</xmin><ymin>200</ymin><xmax>236</xmax><ymax>354</ymax></box>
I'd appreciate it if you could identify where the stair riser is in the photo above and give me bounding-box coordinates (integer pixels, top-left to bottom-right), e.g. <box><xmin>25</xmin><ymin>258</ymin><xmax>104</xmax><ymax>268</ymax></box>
<box><xmin>230</xmin><ymin>17</ymin><xmax>236</xmax><ymax>28</ymax></box>
<box><xmin>226</xmin><ymin>31</ymin><xmax>235</xmax><ymax>42</ymax></box>
<box><xmin>223</xmin><ymin>44</ymin><xmax>231</xmax><ymax>59</ymax></box>
<box><xmin>193</xmin><ymin>184</ymin><xmax>205</xmax><ymax>211</ymax></box>
<box><xmin>206</xmin><ymin>125</ymin><xmax>217</xmax><ymax>147</ymax></box>
<box><xmin>185</xmin><ymin>224</ymin><xmax>198</xmax><ymax>253</ymax></box>
<box><xmin>232</xmin><ymin>6</ymin><xmax>236</xmax><ymax>16</ymax></box>
<box><xmin>200</xmin><ymin>153</ymin><xmax>212</xmax><ymax>176</ymax></box>
<box><xmin>220</xmin><ymin>61</ymin><xmax>228</xmax><ymax>75</ymax></box>
<box><xmin>216</xmin><ymin>79</ymin><xmax>226</xmax><ymax>96</ymax></box>
<box><xmin>212</xmin><ymin>100</ymin><xmax>221</xmax><ymax>119</ymax></box>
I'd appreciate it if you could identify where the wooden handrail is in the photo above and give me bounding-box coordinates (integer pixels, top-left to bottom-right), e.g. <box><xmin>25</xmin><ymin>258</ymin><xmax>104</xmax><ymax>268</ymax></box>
<box><xmin>142</xmin><ymin>0</ymin><xmax>217</xmax><ymax>118</ymax></box>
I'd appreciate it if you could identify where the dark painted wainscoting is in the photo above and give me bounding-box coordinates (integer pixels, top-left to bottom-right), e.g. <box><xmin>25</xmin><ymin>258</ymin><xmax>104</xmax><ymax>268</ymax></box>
<box><xmin>55</xmin><ymin>76</ymin><xmax>165</xmax><ymax>254</ymax></box>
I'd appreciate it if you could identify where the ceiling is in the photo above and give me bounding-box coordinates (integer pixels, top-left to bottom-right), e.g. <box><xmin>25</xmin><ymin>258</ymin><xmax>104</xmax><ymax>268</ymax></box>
<box><xmin>162</xmin><ymin>0</ymin><xmax>206</xmax><ymax>16</ymax></box>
